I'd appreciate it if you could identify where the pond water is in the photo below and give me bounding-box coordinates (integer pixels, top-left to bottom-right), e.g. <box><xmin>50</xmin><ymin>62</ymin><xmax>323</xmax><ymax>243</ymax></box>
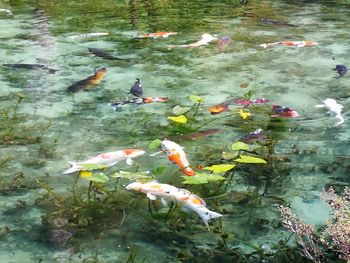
<box><xmin>0</xmin><ymin>0</ymin><xmax>349</xmax><ymax>262</ymax></box>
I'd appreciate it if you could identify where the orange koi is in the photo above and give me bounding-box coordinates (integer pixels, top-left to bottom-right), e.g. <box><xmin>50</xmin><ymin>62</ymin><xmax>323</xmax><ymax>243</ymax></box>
<box><xmin>161</xmin><ymin>139</ymin><xmax>195</xmax><ymax>176</ymax></box>
<box><xmin>208</xmin><ymin>104</ymin><xmax>230</xmax><ymax>115</ymax></box>
<box><xmin>259</xmin><ymin>40</ymin><xmax>318</xmax><ymax>48</ymax></box>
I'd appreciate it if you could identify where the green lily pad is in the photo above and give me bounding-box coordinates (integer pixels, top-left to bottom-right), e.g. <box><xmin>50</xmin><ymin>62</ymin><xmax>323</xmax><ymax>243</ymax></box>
<box><xmin>81</xmin><ymin>172</ymin><xmax>109</xmax><ymax>183</ymax></box>
<box><xmin>203</xmin><ymin>164</ymin><xmax>235</xmax><ymax>174</ymax></box>
<box><xmin>173</xmin><ymin>105</ymin><xmax>190</xmax><ymax>115</ymax></box>
<box><xmin>222</xmin><ymin>151</ymin><xmax>236</xmax><ymax>160</ymax></box>
<box><xmin>168</xmin><ymin>115</ymin><xmax>187</xmax><ymax>124</ymax></box>
<box><xmin>231</xmin><ymin>142</ymin><xmax>249</xmax><ymax>151</ymax></box>
<box><xmin>80</xmin><ymin>163</ymin><xmax>109</xmax><ymax>170</ymax></box>
<box><xmin>149</xmin><ymin>139</ymin><xmax>162</xmax><ymax>150</ymax></box>
<box><xmin>188</xmin><ymin>95</ymin><xmax>204</xmax><ymax>103</ymax></box>
<box><xmin>182</xmin><ymin>175</ymin><xmax>208</xmax><ymax>184</ymax></box>
<box><xmin>205</xmin><ymin>174</ymin><xmax>226</xmax><ymax>181</ymax></box>
<box><xmin>234</xmin><ymin>155</ymin><xmax>267</xmax><ymax>164</ymax></box>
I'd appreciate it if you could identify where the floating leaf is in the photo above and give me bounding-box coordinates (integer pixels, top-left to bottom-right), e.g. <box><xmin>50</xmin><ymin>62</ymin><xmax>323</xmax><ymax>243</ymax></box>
<box><xmin>222</xmin><ymin>151</ymin><xmax>236</xmax><ymax>160</ymax></box>
<box><xmin>182</xmin><ymin>175</ymin><xmax>208</xmax><ymax>184</ymax></box>
<box><xmin>79</xmin><ymin>170</ymin><xmax>93</xmax><ymax>177</ymax></box>
<box><xmin>111</xmin><ymin>170</ymin><xmax>151</xmax><ymax>180</ymax></box>
<box><xmin>231</xmin><ymin>141</ymin><xmax>249</xmax><ymax>151</ymax></box>
<box><xmin>188</xmin><ymin>95</ymin><xmax>204</xmax><ymax>103</ymax></box>
<box><xmin>168</xmin><ymin>115</ymin><xmax>187</xmax><ymax>124</ymax></box>
<box><xmin>234</xmin><ymin>155</ymin><xmax>267</xmax><ymax>164</ymax></box>
<box><xmin>81</xmin><ymin>172</ymin><xmax>109</xmax><ymax>183</ymax></box>
<box><xmin>182</xmin><ymin>172</ymin><xmax>226</xmax><ymax>184</ymax></box>
<box><xmin>205</xmin><ymin>174</ymin><xmax>226</xmax><ymax>181</ymax></box>
<box><xmin>203</xmin><ymin>164</ymin><xmax>235</xmax><ymax>174</ymax></box>
<box><xmin>149</xmin><ymin>139</ymin><xmax>162</xmax><ymax>150</ymax></box>
<box><xmin>173</xmin><ymin>105</ymin><xmax>190</xmax><ymax>115</ymax></box>
<box><xmin>80</xmin><ymin>163</ymin><xmax>109</xmax><ymax>170</ymax></box>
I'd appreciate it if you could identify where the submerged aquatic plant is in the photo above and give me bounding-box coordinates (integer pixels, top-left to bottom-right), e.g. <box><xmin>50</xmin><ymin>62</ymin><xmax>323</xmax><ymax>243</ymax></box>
<box><xmin>277</xmin><ymin>187</ymin><xmax>350</xmax><ymax>263</ymax></box>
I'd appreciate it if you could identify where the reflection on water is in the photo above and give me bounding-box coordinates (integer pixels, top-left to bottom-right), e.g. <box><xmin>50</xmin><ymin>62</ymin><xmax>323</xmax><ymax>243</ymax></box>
<box><xmin>0</xmin><ymin>0</ymin><xmax>349</xmax><ymax>262</ymax></box>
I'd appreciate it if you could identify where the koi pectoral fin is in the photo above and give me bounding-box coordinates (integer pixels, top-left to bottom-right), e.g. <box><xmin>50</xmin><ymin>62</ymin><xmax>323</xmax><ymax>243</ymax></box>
<box><xmin>125</xmin><ymin>158</ymin><xmax>134</xmax><ymax>166</ymax></box>
<box><xmin>147</xmin><ymin>193</ymin><xmax>157</xmax><ymax>200</ymax></box>
<box><xmin>149</xmin><ymin>151</ymin><xmax>163</xmax><ymax>157</ymax></box>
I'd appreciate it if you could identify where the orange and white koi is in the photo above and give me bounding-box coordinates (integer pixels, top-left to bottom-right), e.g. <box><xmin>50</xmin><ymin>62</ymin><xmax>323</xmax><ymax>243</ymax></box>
<box><xmin>63</xmin><ymin>148</ymin><xmax>145</xmax><ymax>174</ymax></box>
<box><xmin>168</xmin><ymin>33</ymin><xmax>217</xmax><ymax>49</ymax></box>
<box><xmin>137</xmin><ymin>32</ymin><xmax>177</xmax><ymax>39</ymax></box>
<box><xmin>259</xmin><ymin>40</ymin><xmax>318</xmax><ymax>49</ymax></box>
<box><xmin>126</xmin><ymin>181</ymin><xmax>222</xmax><ymax>227</ymax></box>
<box><xmin>161</xmin><ymin>139</ymin><xmax>195</xmax><ymax>176</ymax></box>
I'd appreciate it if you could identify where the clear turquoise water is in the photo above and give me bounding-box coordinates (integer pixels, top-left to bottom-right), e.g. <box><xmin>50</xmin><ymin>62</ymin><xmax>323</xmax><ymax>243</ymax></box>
<box><xmin>0</xmin><ymin>0</ymin><xmax>349</xmax><ymax>262</ymax></box>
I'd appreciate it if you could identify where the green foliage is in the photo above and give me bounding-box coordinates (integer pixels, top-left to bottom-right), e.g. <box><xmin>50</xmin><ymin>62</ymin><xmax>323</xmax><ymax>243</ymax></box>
<box><xmin>168</xmin><ymin>115</ymin><xmax>187</xmax><ymax>124</ymax></box>
<box><xmin>81</xmin><ymin>172</ymin><xmax>110</xmax><ymax>183</ymax></box>
<box><xmin>231</xmin><ymin>142</ymin><xmax>249</xmax><ymax>151</ymax></box>
<box><xmin>79</xmin><ymin>163</ymin><xmax>109</xmax><ymax>170</ymax></box>
<box><xmin>203</xmin><ymin>164</ymin><xmax>235</xmax><ymax>174</ymax></box>
<box><xmin>234</xmin><ymin>155</ymin><xmax>267</xmax><ymax>164</ymax></box>
<box><xmin>182</xmin><ymin>173</ymin><xmax>226</xmax><ymax>185</ymax></box>
<box><xmin>149</xmin><ymin>139</ymin><xmax>162</xmax><ymax>150</ymax></box>
<box><xmin>188</xmin><ymin>95</ymin><xmax>204</xmax><ymax>103</ymax></box>
<box><xmin>173</xmin><ymin>105</ymin><xmax>190</xmax><ymax>115</ymax></box>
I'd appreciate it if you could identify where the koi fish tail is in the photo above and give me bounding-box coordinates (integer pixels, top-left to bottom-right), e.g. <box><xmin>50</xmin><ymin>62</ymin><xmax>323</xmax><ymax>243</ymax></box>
<box><xmin>259</xmin><ymin>43</ymin><xmax>269</xmax><ymax>49</ymax></box>
<box><xmin>196</xmin><ymin>207</ymin><xmax>222</xmax><ymax>228</ymax></box>
<box><xmin>182</xmin><ymin>167</ymin><xmax>195</xmax><ymax>176</ymax></box>
<box><xmin>334</xmin><ymin>115</ymin><xmax>344</xmax><ymax>126</ymax></box>
<box><xmin>63</xmin><ymin>161</ymin><xmax>81</xmax><ymax>174</ymax></box>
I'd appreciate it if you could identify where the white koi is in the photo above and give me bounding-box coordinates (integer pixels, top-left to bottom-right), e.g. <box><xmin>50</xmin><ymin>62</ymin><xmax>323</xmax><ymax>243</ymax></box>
<box><xmin>68</xmin><ymin>32</ymin><xmax>109</xmax><ymax>39</ymax></box>
<box><xmin>63</xmin><ymin>148</ymin><xmax>145</xmax><ymax>174</ymax></box>
<box><xmin>161</xmin><ymin>139</ymin><xmax>195</xmax><ymax>176</ymax></box>
<box><xmin>315</xmin><ymin>98</ymin><xmax>344</xmax><ymax>126</ymax></box>
<box><xmin>126</xmin><ymin>181</ymin><xmax>222</xmax><ymax>227</ymax></box>
<box><xmin>168</xmin><ymin>33</ymin><xmax>217</xmax><ymax>49</ymax></box>
<box><xmin>0</xmin><ymin>9</ymin><xmax>12</xmax><ymax>15</ymax></box>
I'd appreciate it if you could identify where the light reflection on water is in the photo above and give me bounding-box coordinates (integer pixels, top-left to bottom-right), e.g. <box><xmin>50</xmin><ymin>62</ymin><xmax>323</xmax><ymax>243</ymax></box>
<box><xmin>0</xmin><ymin>0</ymin><xmax>349</xmax><ymax>262</ymax></box>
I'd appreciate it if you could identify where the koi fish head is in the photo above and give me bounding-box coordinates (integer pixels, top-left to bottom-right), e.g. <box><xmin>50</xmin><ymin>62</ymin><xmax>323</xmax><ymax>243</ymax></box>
<box><xmin>304</xmin><ymin>41</ymin><xmax>318</xmax><ymax>46</ymax></box>
<box><xmin>123</xmin><ymin>148</ymin><xmax>145</xmax><ymax>158</ymax></box>
<box><xmin>182</xmin><ymin>167</ymin><xmax>195</xmax><ymax>176</ymax></box>
<box><xmin>126</xmin><ymin>182</ymin><xmax>143</xmax><ymax>192</ymax></box>
<box><xmin>94</xmin><ymin>67</ymin><xmax>107</xmax><ymax>80</ymax></box>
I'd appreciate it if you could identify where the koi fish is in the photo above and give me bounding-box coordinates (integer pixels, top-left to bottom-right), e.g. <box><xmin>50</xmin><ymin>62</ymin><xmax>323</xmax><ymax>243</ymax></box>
<box><xmin>0</xmin><ymin>9</ymin><xmax>12</xmax><ymax>15</ymax></box>
<box><xmin>333</xmin><ymin>64</ymin><xmax>347</xmax><ymax>78</ymax></box>
<box><xmin>67</xmin><ymin>67</ymin><xmax>107</xmax><ymax>93</ymax></box>
<box><xmin>88</xmin><ymin>48</ymin><xmax>130</xmax><ymax>61</ymax></box>
<box><xmin>68</xmin><ymin>32</ymin><xmax>109</xmax><ymax>39</ymax></box>
<box><xmin>63</xmin><ymin>148</ymin><xmax>145</xmax><ymax>174</ymax></box>
<box><xmin>217</xmin><ymin>35</ymin><xmax>231</xmax><ymax>53</ymax></box>
<box><xmin>126</xmin><ymin>181</ymin><xmax>222</xmax><ymax>227</ymax></box>
<box><xmin>3</xmin><ymin>63</ymin><xmax>58</xmax><ymax>74</ymax></box>
<box><xmin>161</xmin><ymin>139</ymin><xmax>195</xmax><ymax>176</ymax></box>
<box><xmin>271</xmin><ymin>105</ymin><xmax>300</xmax><ymax>118</ymax></box>
<box><xmin>130</xmin><ymin>78</ymin><xmax>143</xmax><ymax>97</ymax></box>
<box><xmin>137</xmin><ymin>32</ymin><xmax>177</xmax><ymax>39</ymax></box>
<box><xmin>315</xmin><ymin>98</ymin><xmax>344</xmax><ymax>126</ymax></box>
<box><xmin>168</xmin><ymin>33</ymin><xmax>217</xmax><ymax>49</ymax></box>
<box><xmin>261</xmin><ymin>18</ymin><xmax>297</xmax><ymax>27</ymax></box>
<box><xmin>259</xmin><ymin>40</ymin><xmax>318</xmax><ymax>49</ymax></box>
<box><xmin>110</xmin><ymin>97</ymin><xmax>169</xmax><ymax>109</ymax></box>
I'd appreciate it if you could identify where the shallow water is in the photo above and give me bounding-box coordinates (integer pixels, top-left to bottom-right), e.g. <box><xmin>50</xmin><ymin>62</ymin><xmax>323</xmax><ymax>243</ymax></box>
<box><xmin>0</xmin><ymin>0</ymin><xmax>349</xmax><ymax>262</ymax></box>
